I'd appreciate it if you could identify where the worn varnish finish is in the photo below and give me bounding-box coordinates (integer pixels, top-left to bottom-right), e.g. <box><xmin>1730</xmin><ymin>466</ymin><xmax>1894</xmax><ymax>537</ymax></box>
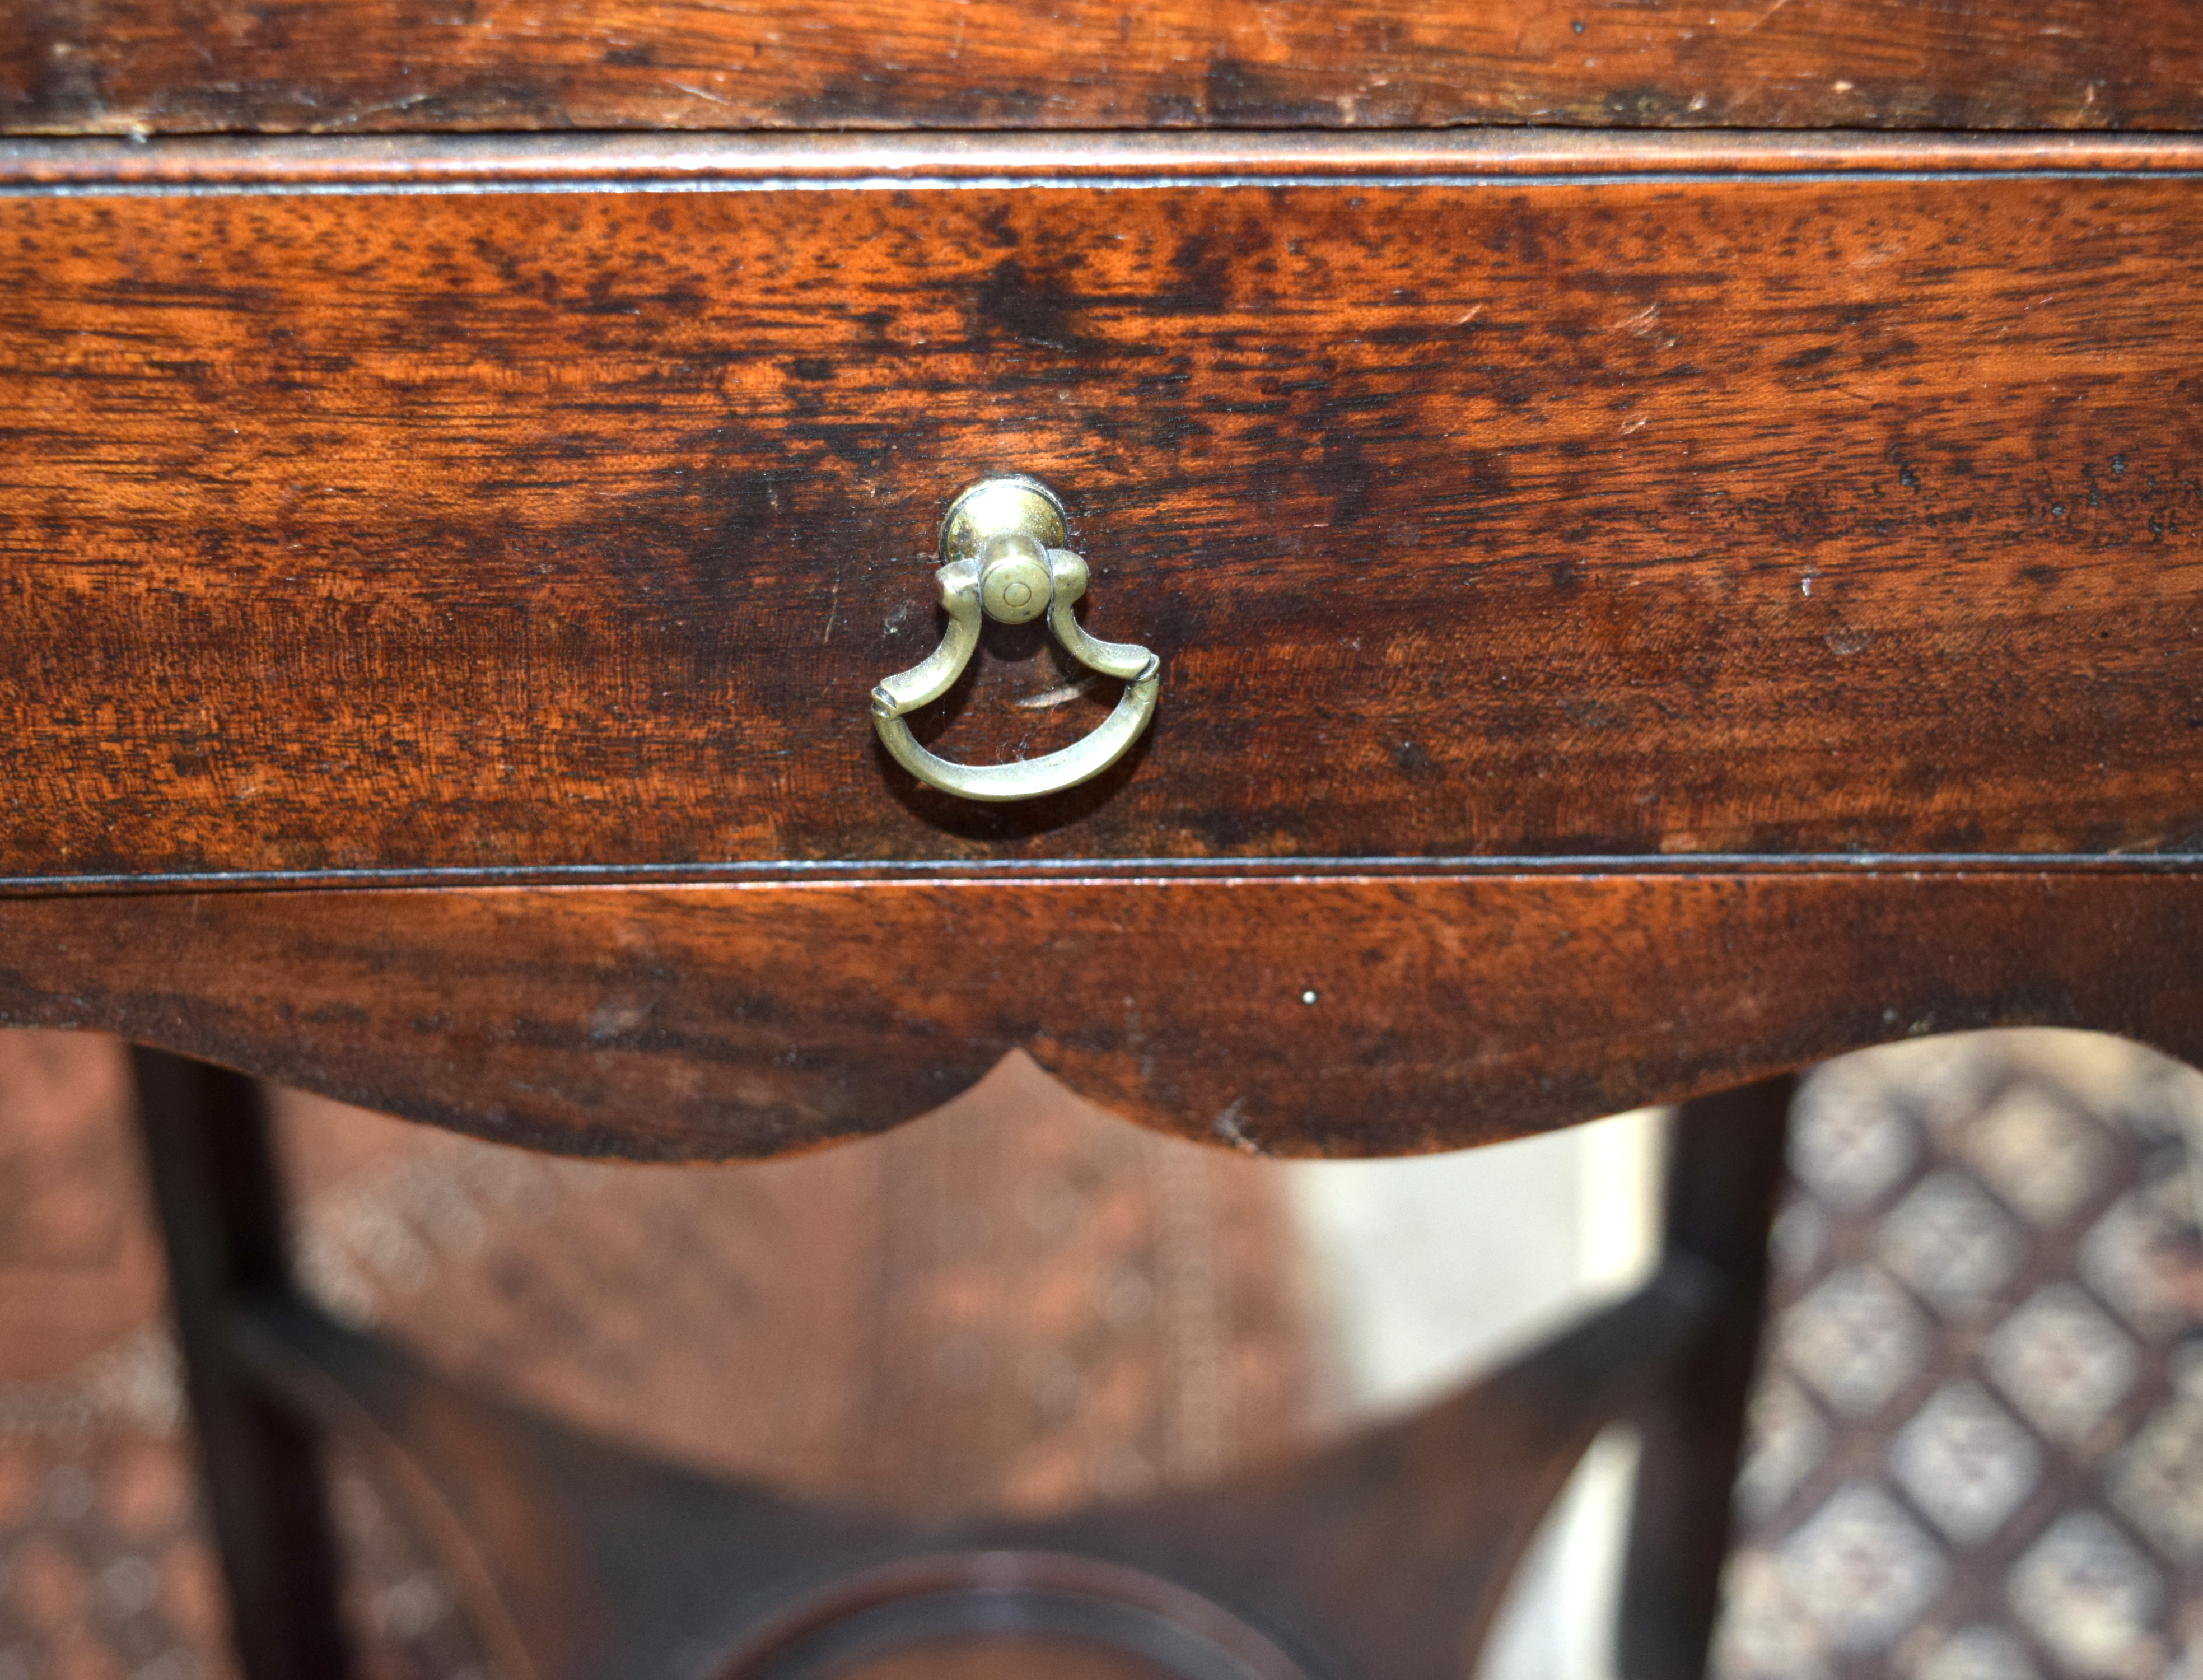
<box><xmin>4</xmin><ymin>165</ymin><xmax>2200</xmax><ymax>879</ymax></box>
<box><xmin>1</xmin><ymin>102</ymin><xmax>2185</xmax><ymax>1680</ymax></box>
<box><xmin>3</xmin><ymin>0</ymin><xmax>2199</xmax><ymax>136</ymax></box>
<box><xmin>8</xmin><ymin>10</ymin><xmax>2192</xmax><ymax>1671</ymax></box>
<box><xmin>0</xmin><ymin>870</ymin><xmax>2193</xmax><ymax>1161</ymax></box>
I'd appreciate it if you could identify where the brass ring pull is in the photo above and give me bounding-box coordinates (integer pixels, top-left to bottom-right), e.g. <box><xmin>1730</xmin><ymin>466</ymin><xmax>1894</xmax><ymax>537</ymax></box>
<box><xmin>871</xmin><ymin>477</ymin><xmax>1161</xmax><ymax>803</ymax></box>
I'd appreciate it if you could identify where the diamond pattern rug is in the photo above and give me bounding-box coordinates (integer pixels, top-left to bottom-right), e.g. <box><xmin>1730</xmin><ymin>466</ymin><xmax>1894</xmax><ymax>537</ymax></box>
<box><xmin>1716</xmin><ymin>1032</ymin><xmax>2203</xmax><ymax>1680</ymax></box>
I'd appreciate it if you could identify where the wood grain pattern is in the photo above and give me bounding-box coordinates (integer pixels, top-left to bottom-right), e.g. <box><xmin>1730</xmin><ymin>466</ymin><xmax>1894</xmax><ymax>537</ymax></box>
<box><xmin>0</xmin><ymin>870</ymin><xmax>2195</xmax><ymax>1161</ymax></box>
<box><xmin>4</xmin><ymin>0</ymin><xmax>2199</xmax><ymax>137</ymax></box>
<box><xmin>3</xmin><ymin>164</ymin><xmax>2200</xmax><ymax>879</ymax></box>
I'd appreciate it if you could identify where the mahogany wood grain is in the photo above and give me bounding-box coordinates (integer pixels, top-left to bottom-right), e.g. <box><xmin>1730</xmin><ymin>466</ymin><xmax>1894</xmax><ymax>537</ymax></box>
<box><xmin>0</xmin><ymin>869</ymin><xmax>2195</xmax><ymax>1161</ymax></box>
<box><xmin>3</xmin><ymin>158</ymin><xmax>2199</xmax><ymax>879</ymax></box>
<box><xmin>4</xmin><ymin>0</ymin><xmax>2199</xmax><ymax>137</ymax></box>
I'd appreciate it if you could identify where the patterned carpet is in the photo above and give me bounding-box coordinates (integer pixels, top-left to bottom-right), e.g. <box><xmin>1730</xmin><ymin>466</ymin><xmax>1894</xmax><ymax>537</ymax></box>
<box><xmin>1</xmin><ymin>1028</ymin><xmax>2197</xmax><ymax>1680</ymax></box>
<box><xmin>1715</xmin><ymin>1034</ymin><xmax>2203</xmax><ymax>1680</ymax></box>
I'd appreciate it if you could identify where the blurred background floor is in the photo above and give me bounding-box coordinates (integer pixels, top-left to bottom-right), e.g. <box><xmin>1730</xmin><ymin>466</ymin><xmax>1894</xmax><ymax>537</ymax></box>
<box><xmin>1</xmin><ymin>1029</ymin><xmax>2197</xmax><ymax>1680</ymax></box>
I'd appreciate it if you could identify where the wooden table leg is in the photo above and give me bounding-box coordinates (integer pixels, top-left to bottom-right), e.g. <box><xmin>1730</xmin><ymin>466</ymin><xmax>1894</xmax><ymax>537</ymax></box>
<box><xmin>1617</xmin><ymin>1074</ymin><xmax>1796</xmax><ymax>1679</ymax></box>
<box><xmin>130</xmin><ymin>1048</ymin><xmax>353</xmax><ymax>1680</ymax></box>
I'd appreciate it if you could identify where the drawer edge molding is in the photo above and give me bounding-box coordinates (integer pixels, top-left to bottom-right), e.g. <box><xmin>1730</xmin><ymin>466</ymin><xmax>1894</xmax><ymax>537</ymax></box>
<box><xmin>2</xmin><ymin>853</ymin><xmax>2201</xmax><ymax>900</ymax></box>
<box><xmin>6</xmin><ymin>130</ymin><xmax>2203</xmax><ymax>195</ymax></box>
<box><xmin>0</xmin><ymin>870</ymin><xmax>2193</xmax><ymax>1161</ymax></box>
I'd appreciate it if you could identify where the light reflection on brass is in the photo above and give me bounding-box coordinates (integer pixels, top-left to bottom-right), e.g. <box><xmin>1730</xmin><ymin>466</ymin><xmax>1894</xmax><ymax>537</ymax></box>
<box><xmin>871</xmin><ymin>477</ymin><xmax>1160</xmax><ymax>803</ymax></box>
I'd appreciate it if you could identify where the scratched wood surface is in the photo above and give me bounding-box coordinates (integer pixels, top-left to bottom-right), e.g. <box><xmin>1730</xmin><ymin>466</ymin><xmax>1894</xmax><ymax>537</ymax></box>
<box><xmin>0</xmin><ymin>872</ymin><xmax>2195</xmax><ymax>1159</ymax></box>
<box><xmin>4</xmin><ymin>0</ymin><xmax>2199</xmax><ymax>136</ymax></box>
<box><xmin>3</xmin><ymin>166</ymin><xmax>2200</xmax><ymax>880</ymax></box>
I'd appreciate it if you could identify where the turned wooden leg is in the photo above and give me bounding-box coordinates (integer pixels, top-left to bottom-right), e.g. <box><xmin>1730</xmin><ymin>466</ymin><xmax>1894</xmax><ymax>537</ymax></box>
<box><xmin>130</xmin><ymin>1048</ymin><xmax>353</xmax><ymax>1680</ymax></box>
<box><xmin>1616</xmin><ymin>1074</ymin><xmax>1796</xmax><ymax>1680</ymax></box>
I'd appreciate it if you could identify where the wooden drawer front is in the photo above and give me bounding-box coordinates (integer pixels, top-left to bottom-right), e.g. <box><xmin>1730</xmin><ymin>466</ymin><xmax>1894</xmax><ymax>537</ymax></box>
<box><xmin>2</xmin><ymin>142</ymin><xmax>2199</xmax><ymax>883</ymax></box>
<box><xmin>3</xmin><ymin>0</ymin><xmax>2197</xmax><ymax>135</ymax></box>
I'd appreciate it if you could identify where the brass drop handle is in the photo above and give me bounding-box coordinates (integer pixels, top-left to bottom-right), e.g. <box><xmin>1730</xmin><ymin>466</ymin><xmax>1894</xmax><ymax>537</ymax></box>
<box><xmin>871</xmin><ymin>477</ymin><xmax>1160</xmax><ymax>803</ymax></box>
